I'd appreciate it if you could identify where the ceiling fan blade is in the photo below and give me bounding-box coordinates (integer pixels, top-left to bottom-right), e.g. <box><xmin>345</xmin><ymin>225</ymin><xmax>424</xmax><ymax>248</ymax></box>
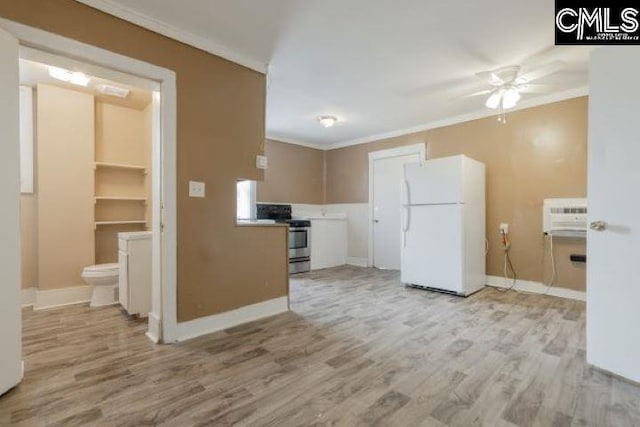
<box><xmin>460</xmin><ymin>89</ymin><xmax>493</xmax><ymax>98</ymax></box>
<box><xmin>517</xmin><ymin>83</ymin><xmax>553</xmax><ymax>94</ymax></box>
<box><xmin>475</xmin><ymin>70</ymin><xmax>504</xmax><ymax>86</ymax></box>
<box><xmin>515</xmin><ymin>61</ymin><xmax>564</xmax><ymax>84</ymax></box>
<box><xmin>476</xmin><ymin>65</ymin><xmax>521</xmax><ymax>86</ymax></box>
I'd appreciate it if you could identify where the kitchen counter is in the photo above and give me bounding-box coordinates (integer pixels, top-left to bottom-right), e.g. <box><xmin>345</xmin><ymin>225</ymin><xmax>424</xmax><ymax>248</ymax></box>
<box><xmin>236</xmin><ymin>219</ymin><xmax>288</xmax><ymax>228</ymax></box>
<box><xmin>298</xmin><ymin>213</ymin><xmax>347</xmax><ymax>220</ymax></box>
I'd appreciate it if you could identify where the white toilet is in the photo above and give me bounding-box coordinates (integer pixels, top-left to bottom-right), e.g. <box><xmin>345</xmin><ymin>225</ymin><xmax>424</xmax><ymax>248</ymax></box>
<box><xmin>81</xmin><ymin>263</ymin><xmax>119</xmax><ymax>307</ymax></box>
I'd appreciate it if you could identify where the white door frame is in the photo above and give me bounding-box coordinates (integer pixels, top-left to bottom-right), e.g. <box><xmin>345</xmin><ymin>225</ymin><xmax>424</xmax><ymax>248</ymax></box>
<box><xmin>0</xmin><ymin>18</ymin><xmax>179</xmax><ymax>343</ymax></box>
<box><xmin>368</xmin><ymin>143</ymin><xmax>426</xmax><ymax>267</ymax></box>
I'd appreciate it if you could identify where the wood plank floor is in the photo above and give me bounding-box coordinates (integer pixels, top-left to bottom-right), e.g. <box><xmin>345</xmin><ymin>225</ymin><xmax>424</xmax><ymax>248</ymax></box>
<box><xmin>1</xmin><ymin>266</ymin><xmax>639</xmax><ymax>426</ymax></box>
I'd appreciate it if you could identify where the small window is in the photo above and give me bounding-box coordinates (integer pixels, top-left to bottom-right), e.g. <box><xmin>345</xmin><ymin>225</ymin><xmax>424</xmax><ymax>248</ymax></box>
<box><xmin>236</xmin><ymin>180</ymin><xmax>256</xmax><ymax>221</ymax></box>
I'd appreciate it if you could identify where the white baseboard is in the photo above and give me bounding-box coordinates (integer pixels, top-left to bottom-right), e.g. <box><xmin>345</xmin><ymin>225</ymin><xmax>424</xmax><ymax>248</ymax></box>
<box><xmin>486</xmin><ymin>275</ymin><xmax>586</xmax><ymax>302</ymax></box>
<box><xmin>346</xmin><ymin>257</ymin><xmax>368</xmax><ymax>267</ymax></box>
<box><xmin>146</xmin><ymin>312</ymin><xmax>161</xmax><ymax>343</ymax></box>
<box><xmin>21</xmin><ymin>288</ymin><xmax>36</xmax><ymax>307</ymax></box>
<box><xmin>174</xmin><ymin>296</ymin><xmax>289</xmax><ymax>343</ymax></box>
<box><xmin>33</xmin><ymin>285</ymin><xmax>92</xmax><ymax>310</ymax></box>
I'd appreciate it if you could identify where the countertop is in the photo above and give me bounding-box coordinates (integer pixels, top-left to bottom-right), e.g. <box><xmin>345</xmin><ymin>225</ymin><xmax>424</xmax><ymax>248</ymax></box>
<box><xmin>298</xmin><ymin>213</ymin><xmax>347</xmax><ymax>220</ymax></box>
<box><xmin>236</xmin><ymin>219</ymin><xmax>288</xmax><ymax>228</ymax></box>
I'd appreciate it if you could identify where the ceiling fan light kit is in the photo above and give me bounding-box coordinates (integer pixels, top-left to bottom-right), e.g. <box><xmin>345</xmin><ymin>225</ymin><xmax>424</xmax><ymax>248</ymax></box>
<box><xmin>471</xmin><ymin>62</ymin><xmax>562</xmax><ymax>124</ymax></box>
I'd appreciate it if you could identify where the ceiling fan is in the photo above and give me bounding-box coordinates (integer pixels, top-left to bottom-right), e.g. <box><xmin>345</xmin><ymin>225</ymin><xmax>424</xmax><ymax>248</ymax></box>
<box><xmin>466</xmin><ymin>62</ymin><xmax>563</xmax><ymax>122</ymax></box>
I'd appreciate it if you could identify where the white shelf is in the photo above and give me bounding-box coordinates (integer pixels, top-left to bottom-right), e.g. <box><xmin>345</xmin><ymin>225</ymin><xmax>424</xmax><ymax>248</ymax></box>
<box><xmin>95</xmin><ymin>162</ymin><xmax>146</xmax><ymax>173</ymax></box>
<box><xmin>95</xmin><ymin>196</ymin><xmax>147</xmax><ymax>203</ymax></box>
<box><xmin>95</xmin><ymin>220</ymin><xmax>147</xmax><ymax>227</ymax></box>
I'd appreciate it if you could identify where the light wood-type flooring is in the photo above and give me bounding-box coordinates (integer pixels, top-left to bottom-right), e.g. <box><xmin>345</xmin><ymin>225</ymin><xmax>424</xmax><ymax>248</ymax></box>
<box><xmin>1</xmin><ymin>266</ymin><xmax>639</xmax><ymax>426</ymax></box>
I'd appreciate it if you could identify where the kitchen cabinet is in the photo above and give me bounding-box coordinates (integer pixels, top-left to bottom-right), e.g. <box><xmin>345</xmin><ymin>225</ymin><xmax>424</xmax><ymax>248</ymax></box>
<box><xmin>310</xmin><ymin>218</ymin><xmax>347</xmax><ymax>270</ymax></box>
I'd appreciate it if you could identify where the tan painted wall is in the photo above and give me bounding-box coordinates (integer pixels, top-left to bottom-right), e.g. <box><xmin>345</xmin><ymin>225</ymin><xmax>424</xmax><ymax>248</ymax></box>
<box><xmin>94</xmin><ymin>101</ymin><xmax>151</xmax><ymax>264</ymax></box>
<box><xmin>0</xmin><ymin>0</ymin><xmax>286</xmax><ymax>321</ymax></box>
<box><xmin>36</xmin><ymin>84</ymin><xmax>95</xmax><ymax>290</ymax></box>
<box><xmin>325</xmin><ymin>97</ymin><xmax>588</xmax><ymax>291</ymax></box>
<box><xmin>256</xmin><ymin>139</ymin><xmax>326</xmax><ymax>204</ymax></box>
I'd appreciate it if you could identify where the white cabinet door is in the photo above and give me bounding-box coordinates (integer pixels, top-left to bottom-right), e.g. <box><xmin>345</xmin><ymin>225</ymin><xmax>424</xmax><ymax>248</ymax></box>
<box><xmin>587</xmin><ymin>48</ymin><xmax>640</xmax><ymax>383</ymax></box>
<box><xmin>311</xmin><ymin>220</ymin><xmax>347</xmax><ymax>270</ymax></box>
<box><xmin>118</xmin><ymin>249</ymin><xmax>129</xmax><ymax>311</ymax></box>
<box><xmin>401</xmin><ymin>204</ymin><xmax>463</xmax><ymax>293</ymax></box>
<box><xmin>0</xmin><ymin>26</ymin><xmax>22</xmax><ymax>396</ymax></box>
<box><xmin>128</xmin><ymin>239</ymin><xmax>152</xmax><ymax>317</ymax></box>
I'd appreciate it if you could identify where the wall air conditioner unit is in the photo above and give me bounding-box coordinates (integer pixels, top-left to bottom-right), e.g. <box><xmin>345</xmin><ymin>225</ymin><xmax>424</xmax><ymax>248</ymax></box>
<box><xmin>543</xmin><ymin>198</ymin><xmax>588</xmax><ymax>237</ymax></box>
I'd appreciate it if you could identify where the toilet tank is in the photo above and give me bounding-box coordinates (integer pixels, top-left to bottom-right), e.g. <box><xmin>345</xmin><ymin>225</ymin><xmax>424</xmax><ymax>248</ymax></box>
<box><xmin>118</xmin><ymin>231</ymin><xmax>152</xmax><ymax>317</ymax></box>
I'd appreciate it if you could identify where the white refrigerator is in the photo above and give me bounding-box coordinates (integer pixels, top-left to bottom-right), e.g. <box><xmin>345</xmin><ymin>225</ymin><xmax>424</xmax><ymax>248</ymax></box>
<box><xmin>401</xmin><ymin>155</ymin><xmax>486</xmax><ymax>296</ymax></box>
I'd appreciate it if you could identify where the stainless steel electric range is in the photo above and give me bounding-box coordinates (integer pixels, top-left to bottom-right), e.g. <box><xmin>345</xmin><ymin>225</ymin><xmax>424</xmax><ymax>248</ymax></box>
<box><xmin>257</xmin><ymin>204</ymin><xmax>311</xmax><ymax>274</ymax></box>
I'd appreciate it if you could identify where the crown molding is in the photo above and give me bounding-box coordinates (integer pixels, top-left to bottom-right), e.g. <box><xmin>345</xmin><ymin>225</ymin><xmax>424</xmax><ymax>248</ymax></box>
<box><xmin>325</xmin><ymin>86</ymin><xmax>589</xmax><ymax>150</ymax></box>
<box><xmin>266</xmin><ymin>134</ymin><xmax>327</xmax><ymax>151</ymax></box>
<box><xmin>74</xmin><ymin>0</ymin><xmax>267</xmax><ymax>74</ymax></box>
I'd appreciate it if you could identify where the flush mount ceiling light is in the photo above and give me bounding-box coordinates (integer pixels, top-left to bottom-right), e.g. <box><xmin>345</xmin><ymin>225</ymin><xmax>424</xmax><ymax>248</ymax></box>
<box><xmin>48</xmin><ymin>66</ymin><xmax>90</xmax><ymax>87</ymax></box>
<box><xmin>317</xmin><ymin>115</ymin><xmax>338</xmax><ymax>128</ymax></box>
<box><xmin>96</xmin><ymin>83</ymin><xmax>131</xmax><ymax>98</ymax></box>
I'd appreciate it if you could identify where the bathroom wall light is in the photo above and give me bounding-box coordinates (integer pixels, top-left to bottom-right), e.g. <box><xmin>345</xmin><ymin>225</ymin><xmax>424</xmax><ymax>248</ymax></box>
<box><xmin>318</xmin><ymin>115</ymin><xmax>338</xmax><ymax>128</ymax></box>
<box><xmin>96</xmin><ymin>84</ymin><xmax>130</xmax><ymax>98</ymax></box>
<box><xmin>48</xmin><ymin>66</ymin><xmax>91</xmax><ymax>87</ymax></box>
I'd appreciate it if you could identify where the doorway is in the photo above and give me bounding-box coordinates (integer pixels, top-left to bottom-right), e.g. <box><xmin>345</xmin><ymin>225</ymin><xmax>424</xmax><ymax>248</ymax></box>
<box><xmin>368</xmin><ymin>143</ymin><xmax>425</xmax><ymax>269</ymax></box>
<box><xmin>19</xmin><ymin>49</ymin><xmax>156</xmax><ymax>309</ymax></box>
<box><xmin>0</xmin><ymin>19</ymin><xmax>177</xmax><ymax>396</ymax></box>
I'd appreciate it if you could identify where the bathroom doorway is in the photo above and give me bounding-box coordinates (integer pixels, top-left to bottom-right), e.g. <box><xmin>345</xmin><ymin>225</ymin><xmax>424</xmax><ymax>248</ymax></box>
<box><xmin>18</xmin><ymin>48</ymin><xmax>161</xmax><ymax>330</ymax></box>
<box><xmin>0</xmin><ymin>20</ymin><xmax>178</xmax><ymax>394</ymax></box>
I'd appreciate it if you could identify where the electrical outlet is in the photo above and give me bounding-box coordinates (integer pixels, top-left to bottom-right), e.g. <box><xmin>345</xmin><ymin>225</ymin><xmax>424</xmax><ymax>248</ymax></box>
<box><xmin>256</xmin><ymin>155</ymin><xmax>268</xmax><ymax>170</ymax></box>
<box><xmin>188</xmin><ymin>180</ymin><xmax>205</xmax><ymax>198</ymax></box>
<box><xmin>499</xmin><ymin>223</ymin><xmax>509</xmax><ymax>234</ymax></box>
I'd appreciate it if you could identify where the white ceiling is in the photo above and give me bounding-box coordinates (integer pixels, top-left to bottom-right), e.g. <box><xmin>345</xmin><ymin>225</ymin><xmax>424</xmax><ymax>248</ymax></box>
<box><xmin>20</xmin><ymin>59</ymin><xmax>152</xmax><ymax>110</ymax></box>
<box><xmin>80</xmin><ymin>0</ymin><xmax>592</xmax><ymax>148</ymax></box>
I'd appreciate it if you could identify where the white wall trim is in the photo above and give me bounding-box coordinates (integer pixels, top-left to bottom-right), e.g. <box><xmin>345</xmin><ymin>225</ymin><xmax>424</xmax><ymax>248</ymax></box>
<box><xmin>368</xmin><ymin>143</ymin><xmax>426</xmax><ymax>268</ymax></box>
<box><xmin>21</xmin><ymin>288</ymin><xmax>36</xmax><ymax>307</ymax></box>
<box><xmin>33</xmin><ymin>286</ymin><xmax>93</xmax><ymax>310</ymax></box>
<box><xmin>266</xmin><ymin>135</ymin><xmax>327</xmax><ymax>151</ymax></box>
<box><xmin>74</xmin><ymin>0</ymin><xmax>267</xmax><ymax>74</ymax></box>
<box><xmin>146</xmin><ymin>312</ymin><xmax>161</xmax><ymax>343</ymax></box>
<box><xmin>346</xmin><ymin>257</ymin><xmax>368</xmax><ymax>267</ymax></box>
<box><xmin>268</xmin><ymin>86</ymin><xmax>590</xmax><ymax>152</ymax></box>
<box><xmin>0</xmin><ymin>18</ymin><xmax>178</xmax><ymax>344</ymax></box>
<box><xmin>328</xmin><ymin>86</ymin><xmax>589</xmax><ymax>149</ymax></box>
<box><xmin>173</xmin><ymin>296</ymin><xmax>288</xmax><ymax>343</ymax></box>
<box><xmin>486</xmin><ymin>275</ymin><xmax>586</xmax><ymax>302</ymax></box>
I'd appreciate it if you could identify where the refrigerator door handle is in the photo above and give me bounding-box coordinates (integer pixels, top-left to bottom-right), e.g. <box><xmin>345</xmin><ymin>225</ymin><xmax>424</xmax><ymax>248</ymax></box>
<box><xmin>401</xmin><ymin>205</ymin><xmax>410</xmax><ymax>247</ymax></box>
<box><xmin>402</xmin><ymin>203</ymin><xmax>411</xmax><ymax>230</ymax></box>
<box><xmin>402</xmin><ymin>179</ymin><xmax>410</xmax><ymax>206</ymax></box>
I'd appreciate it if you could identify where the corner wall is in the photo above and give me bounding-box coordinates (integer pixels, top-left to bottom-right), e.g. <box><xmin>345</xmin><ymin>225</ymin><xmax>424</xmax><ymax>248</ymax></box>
<box><xmin>325</xmin><ymin>97</ymin><xmax>588</xmax><ymax>291</ymax></box>
<box><xmin>1</xmin><ymin>0</ymin><xmax>287</xmax><ymax>322</ymax></box>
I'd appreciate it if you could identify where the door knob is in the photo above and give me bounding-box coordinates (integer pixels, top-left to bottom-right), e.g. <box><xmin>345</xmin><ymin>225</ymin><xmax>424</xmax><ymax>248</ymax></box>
<box><xmin>373</xmin><ymin>219</ymin><xmax>380</xmax><ymax>223</ymax></box>
<box><xmin>590</xmin><ymin>221</ymin><xmax>607</xmax><ymax>231</ymax></box>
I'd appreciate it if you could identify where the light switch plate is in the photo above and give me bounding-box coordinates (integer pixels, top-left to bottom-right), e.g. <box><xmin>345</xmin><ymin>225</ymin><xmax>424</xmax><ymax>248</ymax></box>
<box><xmin>189</xmin><ymin>181</ymin><xmax>205</xmax><ymax>198</ymax></box>
<box><xmin>256</xmin><ymin>155</ymin><xmax>268</xmax><ymax>170</ymax></box>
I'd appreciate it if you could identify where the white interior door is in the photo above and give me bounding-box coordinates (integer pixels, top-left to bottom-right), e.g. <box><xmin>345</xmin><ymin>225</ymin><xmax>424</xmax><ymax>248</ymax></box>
<box><xmin>0</xmin><ymin>26</ymin><xmax>22</xmax><ymax>396</ymax></box>
<box><xmin>587</xmin><ymin>47</ymin><xmax>640</xmax><ymax>383</ymax></box>
<box><xmin>372</xmin><ymin>153</ymin><xmax>420</xmax><ymax>269</ymax></box>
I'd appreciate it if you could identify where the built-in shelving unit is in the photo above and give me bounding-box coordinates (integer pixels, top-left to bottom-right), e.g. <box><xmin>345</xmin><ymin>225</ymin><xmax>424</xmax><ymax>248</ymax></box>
<box><xmin>95</xmin><ymin>161</ymin><xmax>146</xmax><ymax>173</ymax></box>
<box><xmin>95</xmin><ymin>220</ymin><xmax>147</xmax><ymax>228</ymax></box>
<box><xmin>95</xmin><ymin>196</ymin><xmax>147</xmax><ymax>203</ymax></box>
